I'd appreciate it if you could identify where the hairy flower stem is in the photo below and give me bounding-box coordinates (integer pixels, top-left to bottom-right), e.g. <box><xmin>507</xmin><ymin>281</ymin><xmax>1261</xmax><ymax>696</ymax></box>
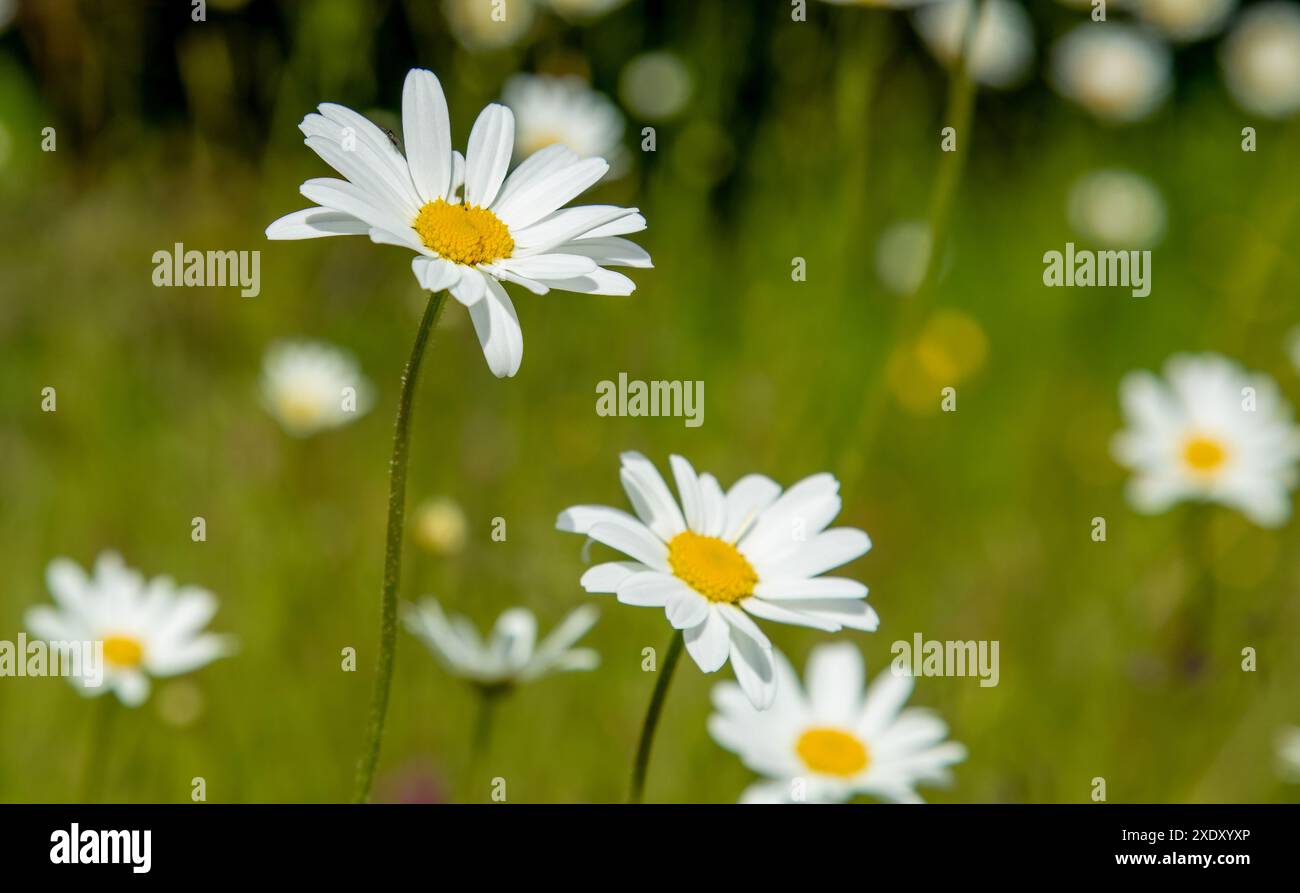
<box><xmin>838</xmin><ymin>0</ymin><xmax>986</xmax><ymax>494</ymax></box>
<box><xmin>629</xmin><ymin>629</ymin><xmax>685</xmax><ymax>804</ymax></box>
<box><xmin>353</xmin><ymin>290</ymin><xmax>448</xmax><ymax>803</ymax></box>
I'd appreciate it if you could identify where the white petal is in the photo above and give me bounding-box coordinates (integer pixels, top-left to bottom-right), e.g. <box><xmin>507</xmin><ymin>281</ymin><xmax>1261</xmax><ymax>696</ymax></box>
<box><xmin>587</xmin><ymin>520</ymin><xmax>670</xmax><ymax>570</ymax></box>
<box><xmin>753</xmin><ymin>577</ymin><xmax>868</xmax><ymax>600</ymax></box>
<box><xmin>492</xmin><ymin>144</ymin><xmax>579</xmax><ymax>209</ymax></box>
<box><xmin>669</xmin><ymin>454</ymin><xmax>705</xmax><ymax>532</ymax></box>
<box><xmin>665</xmin><ymin>588</ymin><xmax>710</xmax><ymax>629</ymax></box>
<box><xmin>772</xmin><ymin>598</ymin><xmax>879</xmax><ymax>632</ymax></box>
<box><xmin>467</xmin><ymin>278</ymin><xmax>523</xmax><ymax>377</ymax></box>
<box><xmin>493</xmin><ymin>157</ymin><xmax>609</xmax><ymax>230</ymax></box>
<box><xmin>616</xmin><ymin>571</ymin><xmax>688</xmax><ymax>607</ymax></box>
<box><xmin>579</xmin><ymin>561</ymin><xmax>644</xmax><ymax>594</ymax></box>
<box><xmin>299</xmin><ymin>178</ymin><xmax>413</xmax><ymax>241</ymax></box>
<box><xmin>412</xmin><ymin>255</ymin><xmax>461</xmax><ymax>292</ymax></box>
<box><xmin>402</xmin><ymin>68</ymin><xmax>453</xmax><ymax>202</ymax></box>
<box><xmin>755</xmin><ymin>528</ymin><xmax>872</xmax><ymax>579</ymax></box>
<box><xmin>511</xmin><ymin>206</ymin><xmax>639</xmax><ymax>252</ymax></box>
<box><xmin>265</xmin><ymin>207</ymin><xmax>371</xmax><ymax>240</ymax></box>
<box><xmin>619</xmin><ymin>463</ymin><xmax>688</xmax><ymax>542</ymax></box>
<box><xmin>556</xmin><ymin>235</ymin><xmax>653</xmax><ymax>268</ymax></box>
<box><xmin>741</xmin><ymin>597</ymin><xmax>841</xmax><ymax>633</ymax></box>
<box><xmin>463</xmin><ymin>103</ymin><xmax>515</xmax><ymax>208</ymax></box>
<box><xmin>723</xmin><ymin>474</ymin><xmax>783</xmax><ymax>542</ymax></box>
<box><xmin>556</xmin><ymin>504</ymin><xmax>642</xmax><ymax>535</ymax></box>
<box><xmin>858</xmin><ymin>667</ymin><xmax>916</xmax><ymax>738</ymax></box>
<box><xmin>497</xmin><ymin>254</ymin><xmax>597</xmax><ymax>279</ymax></box>
<box><xmin>533</xmin><ymin>267</ymin><xmax>636</xmax><ymax>296</ymax></box>
<box><xmin>304</xmin><ymin>134</ymin><xmax>420</xmax><ymax>219</ymax></box>
<box><xmin>683</xmin><ymin>607</ymin><xmax>730</xmax><ymax>672</ymax></box>
<box><xmin>724</xmin><ymin>614</ymin><xmax>777</xmax><ymax>710</ymax></box>
<box><xmin>805</xmin><ymin>642</ymin><xmax>864</xmax><ymax>725</ymax></box>
<box><xmin>449</xmin><ymin>266</ymin><xmax>488</xmax><ymax>306</ymax></box>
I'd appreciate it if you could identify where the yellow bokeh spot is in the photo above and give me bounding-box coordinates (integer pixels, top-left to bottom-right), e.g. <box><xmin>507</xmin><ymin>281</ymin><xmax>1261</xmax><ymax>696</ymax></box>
<box><xmin>796</xmin><ymin>727</ymin><xmax>869</xmax><ymax>777</ymax></box>
<box><xmin>102</xmin><ymin>634</ymin><xmax>144</xmax><ymax>669</ymax></box>
<box><xmin>1182</xmin><ymin>435</ymin><xmax>1228</xmax><ymax>475</ymax></box>
<box><xmin>413</xmin><ymin>199</ymin><xmax>514</xmax><ymax>266</ymax></box>
<box><xmin>667</xmin><ymin>531</ymin><xmax>758</xmax><ymax>603</ymax></box>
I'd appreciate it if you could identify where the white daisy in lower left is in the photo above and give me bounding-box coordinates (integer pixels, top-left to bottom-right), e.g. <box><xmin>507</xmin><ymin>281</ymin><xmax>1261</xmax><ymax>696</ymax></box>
<box><xmin>24</xmin><ymin>552</ymin><xmax>236</xmax><ymax>707</ymax></box>
<box><xmin>557</xmin><ymin>453</ymin><xmax>876</xmax><ymax>709</ymax></box>
<box><xmin>709</xmin><ymin>643</ymin><xmax>967</xmax><ymax>804</ymax></box>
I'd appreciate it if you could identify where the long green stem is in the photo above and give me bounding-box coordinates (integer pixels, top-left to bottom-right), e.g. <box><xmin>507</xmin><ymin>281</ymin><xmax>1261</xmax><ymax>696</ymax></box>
<box><xmin>79</xmin><ymin>696</ymin><xmax>117</xmax><ymax>803</ymax></box>
<box><xmin>353</xmin><ymin>290</ymin><xmax>448</xmax><ymax>803</ymax></box>
<box><xmin>629</xmin><ymin>629</ymin><xmax>684</xmax><ymax>804</ymax></box>
<box><xmin>837</xmin><ymin>0</ymin><xmax>986</xmax><ymax>493</ymax></box>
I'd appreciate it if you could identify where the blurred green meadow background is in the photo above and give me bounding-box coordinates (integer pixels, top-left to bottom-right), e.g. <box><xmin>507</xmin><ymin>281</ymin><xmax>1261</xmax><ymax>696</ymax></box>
<box><xmin>2</xmin><ymin>0</ymin><xmax>1300</xmax><ymax>803</ymax></box>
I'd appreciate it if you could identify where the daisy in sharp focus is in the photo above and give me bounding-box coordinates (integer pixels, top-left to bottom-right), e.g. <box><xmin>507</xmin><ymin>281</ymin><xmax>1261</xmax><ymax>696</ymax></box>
<box><xmin>260</xmin><ymin>338</ymin><xmax>373</xmax><ymax>437</ymax></box>
<box><xmin>1112</xmin><ymin>353</ymin><xmax>1300</xmax><ymax>527</ymax></box>
<box><xmin>24</xmin><ymin>552</ymin><xmax>236</xmax><ymax>707</ymax></box>
<box><xmin>404</xmin><ymin>598</ymin><xmax>599</xmax><ymax>689</ymax></box>
<box><xmin>710</xmin><ymin>643</ymin><xmax>966</xmax><ymax>804</ymax></box>
<box><xmin>266</xmin><ymin>68</ymin><xmax>650</xmax><ymax>378</ymax></box>
<box><xmin>557</xmin><ymin>453</ymin><xmax>876</xmax><ymax>709</ymax></box>
<box><xmin>502</xmin><ymin>74</ymin><xmax>626</xmax><ymax>172</ymax></box>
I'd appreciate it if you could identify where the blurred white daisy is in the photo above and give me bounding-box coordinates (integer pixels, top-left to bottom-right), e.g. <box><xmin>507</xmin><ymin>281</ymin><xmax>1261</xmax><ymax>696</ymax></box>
<box><xmin>404</xmin><ymin>598</ymin><xmax>599</xmax><ymax>687</ymax></box>
<box><xmin>1278</xmin><ymin>725</ymin><xmax>1300</xmax><ymax>783</ymax></box>
<box><xmin>24</xmin><ymin>552</ymin><xmax>235</xmax><ymax>708</ymax></box>
<box><xmin>557</xmin><ymin>453</ymin><xmax>876</xmax><ymax>710</ymax></box>
<box><xmin>1049</xmin><ymin>24</ymin><xmax>1172</xmax><ymax>123</ymax></box>
<box><xmin>267</xmin><ymin>68</ymin><xmax>650</xmax><ymax>378</ymax></box>
<box><xmin>501</xmin><ymin>74</ymin><xmax>626</xmax><ymax>172</ymax></box>
<box><xmin>876</xmin><ymin>219</ymin><xmax>934</xmax><ymax>295</ymax></box>
<box><xmin>1112</xmin><ymin>353</ymin><xmax>1300</xmax><ymax>527</ymax></box>
<box><xmin>443</xmin><ymin>0</ymin><xmax>535</xmax><ymax>51</ymax></box>
<box><xmin>543</xmin><ymin>0</ymin><xmax>630</xmax><ymax>20</ymax></box>
<box><xmin>1137</xmin><ymin>0</ymin><xmax>1236</xmax><ymax>43</ymax></box>
<box><xmin>260</xmin><ymin>338</ymin><xmax>373</xmax><ymax>437</ymax></box>
<box><xmin>709</xmin><ymin>643</ymin><xmax>966</xmax><ymax>803</ymax></box>
<box><xmin>619</xmin><ymin>52</ymin><xmax>694</xmax><ymax>121</ymax></box>
<box><xmin>912</xmin><ymin>0</ymin><xmax>1036</xmax><ymax>90</ymax></box>
<box><xmin>1067</xmin><ymin>168</ymin><xmax>1166</xmax><ymax>248</ymax></box>
<box><xmin>1219</xmin><ymin>2</ymin><xmax>1300</xmax><ymax>119</ymax></box>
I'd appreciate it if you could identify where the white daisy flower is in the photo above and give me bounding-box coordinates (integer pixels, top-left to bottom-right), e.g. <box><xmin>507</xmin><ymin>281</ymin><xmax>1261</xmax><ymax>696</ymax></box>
<box><xmin>557</xmin><ymin>453</ymin><xmax>876</xmax><ymax>710</ymax></box>
<box><xmin>1049</xmin><ymin>24</ymin><xmax>1173</xmax><ymax>123</ymax></box>
<box><xmin>709</xmin><ymin>643</ymin><xmax>966</xmax><ymax>803</ymax></box>
<box><xmin>912</xmin><ymin>0</ymin><xmax>1036</xmax><ymax>90</ymax></box>
<box><xmin>1067</xmin><ymin>168</ymin><xmax>1166</xmax><ymax>249</ymax></box>
<box><xmin>543</xmin><ymin>0</ymin><xmax>630</xmax><ymax>20</ymax></box>
<box><xmin>24</xmin><ymin>552</ymin><xmax>235</xmax><ymax>708</ymax></box>
<box><xmin>1219</xmin><ymin>2</ymin><xmax>1300</xmax><ymax>119</ymax></box>
<box><xmin>1112</xmin><ymin>353</ymin><xmax>1300</xmax><ymax>527</ymax></box>
<box><xmin>443</xmin><ymin>0</ymin><xmax>536</xmax><ymax>50</ymax></box>
<box><xmin>502</xmin><ymin>74</ymin><xmax>626</xmax><ymax>172</ymax></box>
<box><xmin>403</xmin><ymin>598</ymin><xmax>599</xmax><ymax>688</ymax></box>
<box><xmin>1277</xmin><ymin>725</ymin><xmax>1300</xmax><ymax>783</ymax></box>
<box><xmin>260</xmin><ymin>338</ymin><xmax>373</xmax><ymax>437</ymax></box>
<box><xmin>266</xmin><ymin>68</ymin><xmax>651</xmax><ymax>379</ymax></box>
<box><xmin>1137</xmin><ymin>0</ymin><xmax>1236</xmax><ymax>43</ymax></box>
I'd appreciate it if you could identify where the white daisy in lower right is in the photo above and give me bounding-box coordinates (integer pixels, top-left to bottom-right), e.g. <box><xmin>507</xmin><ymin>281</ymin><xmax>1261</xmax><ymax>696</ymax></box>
<box><xmin>709</xmin><ymin>643</ymin><xmax>966</xmax><ymax>804</ymax></box>
<box><xmin>1112</xmin><ymin>353</ymin><xmax>1300</xmax><ymax>527</ymax></box>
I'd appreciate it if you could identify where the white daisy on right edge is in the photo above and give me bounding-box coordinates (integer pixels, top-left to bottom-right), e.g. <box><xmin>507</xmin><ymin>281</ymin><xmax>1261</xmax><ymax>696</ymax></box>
<box><xmin>1111</xmin><ymin>353</ymin><xmax>1300</xmax><ymax>527</ymax></box>
<box><xmin>502</xmin><ymin>74</ymin><xmax>626</xmax><ymax>173</ymax></box>
<box><xmin>557</xmin><ymin>453</ymin><xmax>875</xmax><ymax>709</ymax></box>
<box><xmin>709</xmin><ymin>643</ymin><xmax>966</xmax><ymax>804</ymax></box>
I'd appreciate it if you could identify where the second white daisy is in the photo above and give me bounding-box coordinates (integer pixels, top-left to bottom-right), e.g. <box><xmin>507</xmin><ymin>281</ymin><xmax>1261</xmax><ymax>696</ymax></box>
<box><xmin>1112</xmin><ymin>353</ymin><xmax>1300</xmax><ymax>527</ymax></box>
<box><xmin>557</xmin><ymin>453</ymin><xmax>876</xmax><ymax>709</ymax></box>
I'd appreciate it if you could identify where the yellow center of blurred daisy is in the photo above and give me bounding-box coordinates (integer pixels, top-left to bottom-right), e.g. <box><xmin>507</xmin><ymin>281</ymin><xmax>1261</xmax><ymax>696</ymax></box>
<box><xmin>413</xmin><ymin>199</ymin><xmax>514</xmax><ymax>265</ymax></box>
<box><xmin>101</xmin><ymin>635</ymin><xmax>144</xmax><ymax>669</ymax></box>
<box><xmin>796</xmin><ymin>727</ymin><xmax>869</xmax><ymax>777</ymax></box>
<box><xmin>1182</xmin><ymin>435</ymin><xmax>1228</xmax><ymax>475</ymax></box>
<box><xmin>667</xmin><ymin>531</ymin><xmax>758</xmax><ymax>603</ymax></box>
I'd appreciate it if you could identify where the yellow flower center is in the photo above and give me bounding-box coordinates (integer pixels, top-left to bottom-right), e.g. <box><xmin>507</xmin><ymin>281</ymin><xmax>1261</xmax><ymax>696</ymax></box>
<box><xmin>1182</xmin><ymin>434</ymin><xmax>1228</xmax><ymax>476</ymax></box>
<box><xmin>413</xmin><ymin>199</ymin><xmax>514</xmax><ymax>266</ymax></box>
<box><xmin>666</xmin><ymin>531</ymin><xmax>758</xmax><ymax>603</ymax></box>
<box><xmin>101</xmin><ymin>635</ymin><xmax>144</xmax><ymax>669</ymax></box>
<box><xmin>796</xmin><ymin>727</ymin><xmax>870</xmax><ymax>778</ymax></box>
<box><xmin>276</xmin><ymin>392</ymin><xmax>324</xmax><ymax>428</ymax></box>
